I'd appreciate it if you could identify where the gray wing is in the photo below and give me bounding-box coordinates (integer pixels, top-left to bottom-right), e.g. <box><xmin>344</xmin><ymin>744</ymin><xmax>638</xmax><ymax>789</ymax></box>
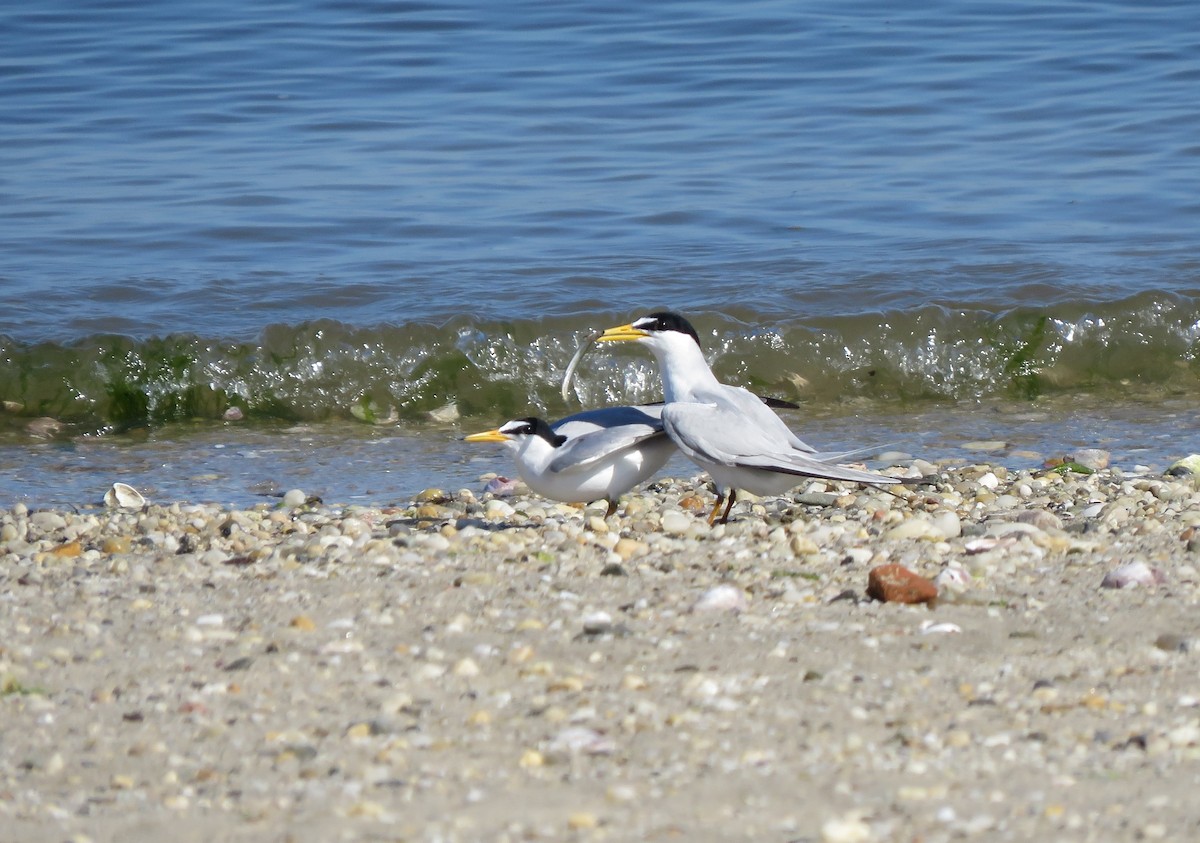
<box><xmin>691</xmin><ymin>384</ymin><xmax>817</xmax><ymax>454</ymax></box>
<box><xmin>547</xmin><ymin>425</ymin><xmax>671</xmax><ymax>474</ymax></box>
<box><xmin>663</xmin><ymin>401</ymin><xmax>898</xmax><ymax>486</ymax></box>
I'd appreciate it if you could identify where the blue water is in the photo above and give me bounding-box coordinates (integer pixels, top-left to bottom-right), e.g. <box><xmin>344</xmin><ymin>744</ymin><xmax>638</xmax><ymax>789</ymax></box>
<box><xmin>1</xmin><ymin>0</ymin><xmax>1198</xmax><ymax>507</ymax></box>
<box><xmin>4</xmin><ymin>0</ymin><xmax>1200</xmax><ymax>339</ymax></box>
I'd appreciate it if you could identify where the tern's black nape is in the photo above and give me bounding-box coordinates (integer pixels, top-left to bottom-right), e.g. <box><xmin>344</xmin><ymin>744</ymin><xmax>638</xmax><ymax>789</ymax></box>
<box><xmin>501</xmin><ymin>417</ymin><xmax>567</xmax><ymax>447</ymax></box>
<box><xmin>632</xmin><ymin>312</ymin><xmax>701</xmax><ymax>348</ymax></box>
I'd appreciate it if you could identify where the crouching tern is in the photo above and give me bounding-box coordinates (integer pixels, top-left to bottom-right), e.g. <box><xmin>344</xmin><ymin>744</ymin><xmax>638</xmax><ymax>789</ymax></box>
<box><xmin>597</xmin><ymin>311</ymin><xmax>902</xmax><ymax>524</ymax></box>
<box><xmin>464</xmin><ymin>405</ymin><xmax>675</xmax><ymax>517</ymax></box>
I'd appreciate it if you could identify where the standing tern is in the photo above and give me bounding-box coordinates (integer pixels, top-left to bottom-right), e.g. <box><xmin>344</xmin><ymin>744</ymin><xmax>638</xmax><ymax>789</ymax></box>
<box><xmin>596</xmin><ymin>311</ymin><xmax>902</xmax><ymax>524</ymax></box>
<box><xmin>464</xmin><ymin>405</ymin><xmax>675</xmax><ymax>517</ymax></box>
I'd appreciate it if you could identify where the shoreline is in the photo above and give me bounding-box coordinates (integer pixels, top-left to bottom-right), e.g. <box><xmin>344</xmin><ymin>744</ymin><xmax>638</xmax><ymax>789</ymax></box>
<box><xmin>2</xmin><ymin>460</ymin><xmax>1200</xmax><ymax>841</ymax></box>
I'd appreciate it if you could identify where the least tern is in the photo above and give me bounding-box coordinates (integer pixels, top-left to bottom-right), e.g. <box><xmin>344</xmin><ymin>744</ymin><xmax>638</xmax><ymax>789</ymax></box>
<box><xmin>597</xmin><ymin>311</ymin><xmax>902</xmax><ymax>524</ymax></box>
<box><xmin>464</xmin><ymin>405</ymin><xmax>675</xmax><ymax>517</ymax></box>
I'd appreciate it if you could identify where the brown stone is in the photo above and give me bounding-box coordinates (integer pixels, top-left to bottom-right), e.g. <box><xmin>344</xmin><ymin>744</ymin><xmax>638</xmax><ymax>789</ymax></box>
<box><xmin>867</xmin><ymin>564</ymin><xmax>938</xmax><ymax>605</ymax></box>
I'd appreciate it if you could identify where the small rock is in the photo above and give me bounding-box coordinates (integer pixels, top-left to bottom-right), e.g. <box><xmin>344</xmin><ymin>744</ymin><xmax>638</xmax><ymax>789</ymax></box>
<box><xmin>661</xmin><ymin>510</ymin><xmax>691</xmax><ymax>535</ymax></box>
<box><xmin>567</xmin><ymin>813</ymin><xmax>599</xmax><ymax>831</ymax></box>
<box><xmin>1166</xmin><ymin>454</ymin><xmax>1200</xmax><ymax>477</ymax></box>
<box><xmin>885</xmin><ymin>518</ymin><xmax>934</xmax><ymax>541</ymax></box>
<box><xmin>821</xmin><ymin>812</ymin><xmax>872</xmax><ymax>843</ymax></box>
<box><xmin>1154</xmin><ymin>633</ymin><xmax>1192</xmax><ymax>653</ymax></box>
<box><xmin>613</xmin><ymin>538</ymin><xmax>647</xmax><ymax>561</ymax></box>
<box><xmin>484</xmin><ymin>499</ymin><xmax>516</xmax><ymax>519</ymax></box>
<box><xmin>29</xmin><ymin>511</ymin><xmax>67</xmax><ymax>533</ymax></box>
<box><xmin>453</xmin><ymin>658</ymin><xmax>481</xmax><ymax>677</ymax></box>
<box><xmin>25</xmin><ymin>417</ymin><xmax>64</xmax><ymax>438</ymax></box>
<box><xmin>867</xmin><ymin>564</ymin><xmax>938</xmax><ymax>605</ymax></box>
<box><xmin>1016</xmin><ymin>509</ymin><xmax>1063</xmax><ymax>531</ymax></box>
<box><xmin>789</xmin><ymin>534</ymin><xmax>820</xmax><ymax>555</ymax></box>
<box><xmin>282</xmin><ymin>489</ymin><xmax>307</xmax><ymax>508</ymax></box>
<box><xmin>415</xmin><ymin>504</ymin><xmax>448</xmax><ymax>520</ymax></box>
<box><xmin>796</xmin><ymin>491</ymin><xmax>839</xmax><ymax>507</ymax></box>
<box><xmin>581</xmin><ymin>611</ymin><xmax>614</xmax><ymax>635</ymax></box>
<box><xmin>51</xmin><ymin>540</ymin><xmax>82</xmax><ymax>558</ymax></box>
<box><xmin>1071</xmin><ymin>448</ymin><xmax>1110</xmax><ymax>471</ymax></box>
<box><xmin>930</xmin><ymin>510</ymin><xmax>962</xmax><ymax>539</ymax></box>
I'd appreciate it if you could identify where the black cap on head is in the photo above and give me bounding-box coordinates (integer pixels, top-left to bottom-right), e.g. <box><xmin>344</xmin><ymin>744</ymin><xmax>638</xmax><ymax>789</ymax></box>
<box><xmin>501</xmin><ymin>417</ymin><xmax>567</xmax><ymax>447</ymax></box>
<box><xmin>631</xmin><ymin>312</ymin><xmax>701</xmax><ymax>347</ymax></box>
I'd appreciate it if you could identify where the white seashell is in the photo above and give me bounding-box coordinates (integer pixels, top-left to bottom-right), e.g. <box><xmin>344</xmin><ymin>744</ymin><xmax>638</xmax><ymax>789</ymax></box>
<box><xmin>692</xmin><ymin>584</ymin><xmax>747</xmax><ymax>614</ymax></box>
<box><xmin>919</xmin><ymin>620</ymin><xmax>962</xmax><ymax>635</ymax></box>
<box><xmin>104</xmin><ymin>482</ymin><xmax>145</xmax><ymax>509</ymax></box>
<box><xmin>1101</xmin><ymin>561</ymin><xmax>1166</xmax><ymax>589</ymax></box>
<box><xmin>544</xmin><ymin>726</ymin><xmax>616</xmax><ymax>758</ymax></box>
<box><xmin>963</xmin><ymin>536</ymin><xmax>1016</xmax><ymax>554</ymax></box>
<box><xmin>934</xmin><ymin>566</ymin><xmax>971</xmax><ymax>591</ymax></box>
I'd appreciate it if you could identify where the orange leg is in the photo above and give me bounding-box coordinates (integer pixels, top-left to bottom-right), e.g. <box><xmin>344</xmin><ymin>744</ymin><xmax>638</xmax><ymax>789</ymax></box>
<box><xmin>707</xmin><ymin>491</ymin><xmax>726</xmax><ymax>525</ymax></box>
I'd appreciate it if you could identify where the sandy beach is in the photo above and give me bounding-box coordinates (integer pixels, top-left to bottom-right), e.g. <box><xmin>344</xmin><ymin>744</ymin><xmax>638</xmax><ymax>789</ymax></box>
<box><xmin>2</xmin><ymin>457</ymin><xmax>1200</xmax><ymax>842</ymax></box>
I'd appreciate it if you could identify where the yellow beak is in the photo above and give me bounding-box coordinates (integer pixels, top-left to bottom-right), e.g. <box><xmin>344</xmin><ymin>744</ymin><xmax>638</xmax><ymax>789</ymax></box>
<box><xmin>464</xmin><ymin>429</ymin><xmax>511</xmax><ymax>443</ymax></box>
<box><xmin>596</xmin><ymin>323</ymin><xmax>649</xmax><ymax>343</ymax></box>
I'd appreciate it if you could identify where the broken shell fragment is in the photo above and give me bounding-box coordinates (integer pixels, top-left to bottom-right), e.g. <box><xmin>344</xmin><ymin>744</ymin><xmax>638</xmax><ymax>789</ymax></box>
<box><xmin>692</xmin><ymin>584</ymin><xmax>748</xmax><ymax>614</ymax></box>
<box><xmin>1101</xmin><ymin>561</ymin><xmax>1166</xmax><ymax>590</ymax></box>
<box><xmin>104</xmin><ymin>482</ymin><xmax>145</xmax><ymax>509</ymax></box>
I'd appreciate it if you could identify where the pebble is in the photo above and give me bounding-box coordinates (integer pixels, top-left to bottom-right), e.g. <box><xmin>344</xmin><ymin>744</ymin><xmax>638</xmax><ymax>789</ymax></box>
<box><xmin>1167</xmin><ymin>454</ymin><xmax>1200</xmax><ymax>476</ymax></box>
<box><xmin>821</xmin><ymin>812</ymin><xmax>872</xmax><ymax>843</ymax></box>
<box><xmin>281</xmin><ymin>489</ymin><xmax>307</xmax><ymax>508</ymax></box>
<box><xmin>1154</xmin><ymin>633</ymin><xmax>1192</xmax><ymax>653</ymax></box>
<box><xmin>661</xmin><ymin>510</ymin><xmax>692</xmax><ymax>535</ymax></box>
<box><xmin>30</xmin><ymin>511</ymin><xmax>67</xmax><ymax>533</ymax></box>
<box><xmin>1072</xmin><ymin>448</ymin><xmax>1111</xmax><ymax>471</ymax></box>
<box><xmin>581</xmin><ymin>611</ymin><xmax>614</xmax><ymax>635</ymax></box>
<box><xmin>867</xmin><ymin>564</ymin><xmax>938</xmax><ymax>605</ymax></box>
<box><xmin>1016</xmin><ymin>509</ymin><xmax>1063</xmax><ymax>531</ymax></box>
